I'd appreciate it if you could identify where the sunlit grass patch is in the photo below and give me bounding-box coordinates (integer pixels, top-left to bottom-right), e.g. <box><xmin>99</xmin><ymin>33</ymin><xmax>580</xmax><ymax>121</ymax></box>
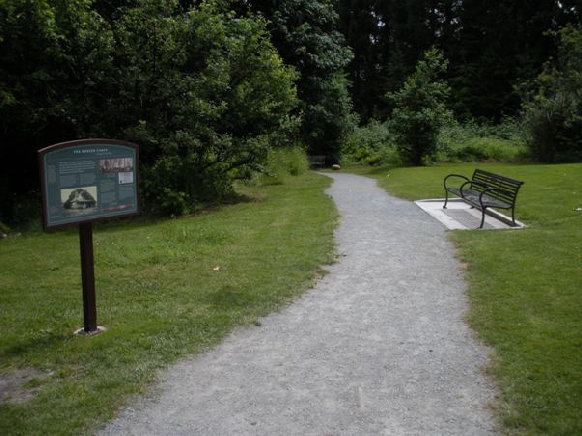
<box><xmin>356</xmin><ymin>162</ymin><xmax>582</xmax><ymax>434</ymax></box>
<box><xmin>0</xmin><ymin>172</ymin><xmax>336</xmax><ymax>435</ymax></box>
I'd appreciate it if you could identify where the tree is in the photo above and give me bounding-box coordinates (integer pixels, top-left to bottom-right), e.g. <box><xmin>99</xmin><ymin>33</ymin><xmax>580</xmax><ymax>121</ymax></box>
<box><xmin>90</xmin><ymin>0</ymin><xmax>299</xmax><ymax>214</ymax></box>
<box><xmin>338</xmin><ymin>0</ymin><xmax>463</xmax><ymax>122</ymax></box>
<box><xmin>387</xmin><ymin>48</ymin><xmax>453</xmax><ymax>165</ymax></box>
<box><xmin>337</xmin><ymin>0</ymin><xmax>386</xmax><ymax>120</ymax></box>
<box><xmin>0</xmin><ymin>0</ymin><xmax>299</xmax><ymax>223</ymax></box>
<box><xmin>338</xmin><ymin>0</ymin><xmax>581</xmax><ymax>123</ymax></box>
<box><xmin>246</xmin><ymin>0</ymin><xmax>356</xmax><ymax>160</ymax></box>
<box><xmin>520</xmin><ymin>25</ymin><xmax>582</xmax><ymax>162</ymax></box>
<box><xmin>0</xmin><ymin>0</ymin><xmax>114</xmax><ymax>224</ymax></box>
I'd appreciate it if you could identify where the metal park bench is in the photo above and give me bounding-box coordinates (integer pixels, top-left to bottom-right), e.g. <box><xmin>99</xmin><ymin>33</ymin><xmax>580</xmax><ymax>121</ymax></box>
<box><xmin>443</xmin><ymin>169</ymin><xmax>524</xmax><ymax>228</ymax></box>
<box><xmin>308</xmin><ymin>155</ymin><xmax>326</xmax><ymax>168</ymax></box>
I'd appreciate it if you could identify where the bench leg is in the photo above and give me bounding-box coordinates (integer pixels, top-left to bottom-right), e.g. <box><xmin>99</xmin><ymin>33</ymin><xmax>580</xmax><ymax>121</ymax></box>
<box><xmin>443</xmin><ymin>191</ymin><xmax>449</xmax><ymax>209</ymax></box>
<box><xmin>479</xmin><ymin>208</ymin><xmax>486</xmax><ymax>228</ymax></box>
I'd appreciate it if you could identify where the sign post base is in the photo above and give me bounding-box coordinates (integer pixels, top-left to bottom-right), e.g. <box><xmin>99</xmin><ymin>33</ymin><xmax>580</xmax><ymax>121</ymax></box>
<box><xmin>74</xmin><ymin>326</ymin><xmax>107</xmax><ymax>336</ymax></box>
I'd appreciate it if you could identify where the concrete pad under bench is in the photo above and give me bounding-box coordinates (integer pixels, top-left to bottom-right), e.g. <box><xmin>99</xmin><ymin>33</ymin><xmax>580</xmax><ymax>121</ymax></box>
<box><xmin>415</xmin><ymin>198</ymin><xmax>526</xmax><ymax>230</ymax></box>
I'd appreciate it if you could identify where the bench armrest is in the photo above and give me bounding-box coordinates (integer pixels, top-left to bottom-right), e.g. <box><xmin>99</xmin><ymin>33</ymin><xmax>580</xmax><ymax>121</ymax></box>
<box><xmin>443</xmin><ymin>174</ymin><xmax>470</xmax><ymax>190</ymax></box>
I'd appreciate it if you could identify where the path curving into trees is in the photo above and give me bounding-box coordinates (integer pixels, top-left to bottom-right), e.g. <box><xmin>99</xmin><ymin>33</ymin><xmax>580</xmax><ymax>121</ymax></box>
<box><xmin>102</xmin><ymin>172</ymin><xmax>497</xmax><ymax>435</ymax></box>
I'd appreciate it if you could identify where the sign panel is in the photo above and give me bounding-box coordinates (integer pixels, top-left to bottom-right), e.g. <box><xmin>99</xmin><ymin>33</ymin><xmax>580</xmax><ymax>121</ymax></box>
<box><xmin>39</xmin><ymin>139</ymin><xmax>139</xmax><ymax>229</ymax></box>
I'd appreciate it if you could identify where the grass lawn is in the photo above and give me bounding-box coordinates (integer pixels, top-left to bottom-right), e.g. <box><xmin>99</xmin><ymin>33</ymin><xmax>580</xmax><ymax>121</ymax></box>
<box><xmin>0</xmin><ymin>172</ymin><xmax>336</xmax><ymax>435</ymax></box>
<box><xmin>356</xmin><ymin>162</ymin><xmax>582</xmax><ymax>434</ymax></box>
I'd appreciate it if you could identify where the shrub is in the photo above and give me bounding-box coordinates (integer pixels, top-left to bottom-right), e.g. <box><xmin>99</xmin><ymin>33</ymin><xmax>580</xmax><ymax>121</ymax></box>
<box><xmin>437</xmin><ymin>119</ymin><xmax>527</xmax><ymax>162</ymax></box>
<box><xmin>0</xmin><ymin>1</ymin><xmax>299</xmax><ymax>221</ymax></box>
<box><xmin>258</xmin><ymin>146</ymin><xmax>309</xmax><ymax>186</ymax></box>
<box><xmin>341</xmin><ymin>119</ymin><xmax>398</xmax><ymax>165</ymax></box>
<box><xmin>387</xmin><ymin>48</ymin><xmax>454</xmax><ymax>165</ymax></box>
<box><xmin>519</xmin><ymin>25</ymin><xmax>582</xmax><ymax>162</ymax></box>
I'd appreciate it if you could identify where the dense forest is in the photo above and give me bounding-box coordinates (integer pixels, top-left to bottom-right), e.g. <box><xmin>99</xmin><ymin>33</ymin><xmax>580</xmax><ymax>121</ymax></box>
<box><xmin>339</xmin><ymin>0</ymin><xmax>581</xmax><ymax>121</ymax></box>
<box><xmin>1</xmin><ymin>0</ymin><xmax>581</xmax><ymax>226</ymax></box>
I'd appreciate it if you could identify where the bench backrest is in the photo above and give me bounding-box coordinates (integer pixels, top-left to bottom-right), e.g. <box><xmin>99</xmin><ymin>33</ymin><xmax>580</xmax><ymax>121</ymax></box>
<box><xmin>472</xmin><ymin>169</ymin><xmax>524</xmax><ymax>205</ymax></box>
<box><xmin>308</xmin><ymin>155</ymin><xmax>326</xmax><ymax>167</ymax></box>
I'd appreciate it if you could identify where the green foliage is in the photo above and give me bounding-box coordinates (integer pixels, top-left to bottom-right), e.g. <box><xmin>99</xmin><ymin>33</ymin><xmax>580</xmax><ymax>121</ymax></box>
<box><xmin>258</xmin><ymin>146</ymin><xmax>309</xmax><ymax>186</ymax></box>
<box><xmin>341</xmin><ymin>119</ymin><xmax>400</xmax><ymax>166</ymax></box>
<box><xmin>437</xmin><ymin>119</ymin><xmax>528</xmax><ymax>162</ymax></box>
<box><xmin>301</xmin><ymin>72</ymin><xmax>357</xmax><ymax>162</ymax></box>
<box><xmin>0</xmin><ymin>0</ymin><xmax>299</xmax><ymax>222</ymax></box>
<box><xmin>102</xmin><ymin>0</ymin><xmax>299</xmax><ymax>215</ymax></box>
<box><xmin>387</xmin><ymin>48</ymin><xmax>454</xmax><ymax>165</ymax></box>
<box><xmin>0</xmin><ymin>0</ymin><xmax>111</xmax><ymax>226</ymax></box>
<box><xmin>519</xmin><ymin>25</ymin><xmax>582</xmax><ymax>162</ymax></box>
<box><xmin>338</xmin><ymin>0</ymin><xmax>579</xmax><ymax>121</ymax></box>
<box><xmin>249</xmin><ymin>0</ymin><xmax>356</xmax><ymax>160</ymax></box>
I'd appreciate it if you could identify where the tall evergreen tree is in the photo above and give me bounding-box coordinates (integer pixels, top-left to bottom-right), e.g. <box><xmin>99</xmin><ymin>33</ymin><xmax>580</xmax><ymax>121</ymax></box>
<box><xmin>339</xmin><ymin>0</ymin><xmax>580</xmax><ymax>122</ymax></box>
<box><xmin>387</xmin><ymin>48</ymin><xmax>453</xmax><ymax>165</ymax></box>
<box><xmin>339</xmin><ymin>0</ymin><xmax>462</xmax><ymax>121</ymax></box>
<box><xmin>337</xmin><ymin>0</ymin><xmax>386</xmax><ymax>120</ymax></box>
<box><xmin>451</xmin><ymin>0</ymin><xmax>568</xmax><ymax>120</ymax></box>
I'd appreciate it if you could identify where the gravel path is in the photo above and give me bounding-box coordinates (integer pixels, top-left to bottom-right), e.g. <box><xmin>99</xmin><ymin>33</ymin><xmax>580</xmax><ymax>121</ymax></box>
<box><xmin>102</xmin><ymin>172</ymin><xmax>497</xmax><ymax>435</ymax></box>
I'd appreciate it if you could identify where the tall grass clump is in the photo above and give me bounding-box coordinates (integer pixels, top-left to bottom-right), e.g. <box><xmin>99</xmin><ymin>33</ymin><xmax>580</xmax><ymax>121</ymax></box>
<box><xmin>258</xmin><ymin>146</ymin><xmax>309</xmax><ymax>185</ymax></box>
<box><xmin>437</xmin><ymin>118</ymin><xmax>528</xmax><ymax>162</ymax></box>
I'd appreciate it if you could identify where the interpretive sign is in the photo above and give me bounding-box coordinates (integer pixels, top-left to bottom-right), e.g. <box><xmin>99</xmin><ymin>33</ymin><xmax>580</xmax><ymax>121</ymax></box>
<box><xmin>39</xmin><ymin>139</ymin><xmax>139</xmax><ymax>229</ymax></box>
<box><xmin>38</xmin><ymin>139</ymin><xmax>139</xmax><ymax>334</ymax></box>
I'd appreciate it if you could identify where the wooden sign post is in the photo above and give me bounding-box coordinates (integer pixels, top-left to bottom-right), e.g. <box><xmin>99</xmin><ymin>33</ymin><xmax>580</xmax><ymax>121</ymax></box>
<box><xmin>79</xmin><ymin>222</ymin><xmax>97</xmax><ymax>332</ymax></box>
<box><xmin>39</xmin><ymin>139</ymin><xmax>139</xmax><ymax>334</ymax></box>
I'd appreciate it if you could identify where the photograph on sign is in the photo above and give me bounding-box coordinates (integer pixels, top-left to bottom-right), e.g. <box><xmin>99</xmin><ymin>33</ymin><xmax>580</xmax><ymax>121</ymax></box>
<box><xmin>99</xmin><ymin>157</ymin><xmax>133</xmax><ymax>173</ymax></box>
<box><xmin>61</xmin><ymin>186</ymin><xmax>98</xmax><ymax>216</ymax></box>
<box><xmin>39</xmin><ymin>139</ymin><xmax>139</xmax><ymax>228</ymax></box>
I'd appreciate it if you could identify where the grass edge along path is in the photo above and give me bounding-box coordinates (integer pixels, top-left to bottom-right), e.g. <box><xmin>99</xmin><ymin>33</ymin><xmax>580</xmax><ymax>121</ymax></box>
<box><xmin>353</xmin><ymin>162</ymin><xmax>582</xmax><ymax>435</ymax></box>
<box><xmin>0</xmin><ymin>172</ymin><xmax>337</xmax><ymax>435</ymax></box>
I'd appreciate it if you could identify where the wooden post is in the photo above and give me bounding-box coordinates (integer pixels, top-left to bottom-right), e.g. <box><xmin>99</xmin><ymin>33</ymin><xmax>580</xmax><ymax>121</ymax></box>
<box><xmin>79</xmin><ymin>222</ymin><xmax>97</xmax><ymax>332</ymax></box>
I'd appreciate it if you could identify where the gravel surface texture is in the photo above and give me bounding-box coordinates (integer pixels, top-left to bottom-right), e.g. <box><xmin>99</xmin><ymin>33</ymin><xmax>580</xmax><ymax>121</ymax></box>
<box><xmin>102</xmin><ymin>172</ymin><xmax>497</xmax><ymax>435</ymax></box>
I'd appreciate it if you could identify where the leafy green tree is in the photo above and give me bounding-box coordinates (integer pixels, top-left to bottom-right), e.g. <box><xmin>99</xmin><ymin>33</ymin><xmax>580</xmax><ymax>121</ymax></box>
<box><xmin>338</xmin><ymin>0</ymin><xmax>580</xmax><ymax>122</ymax></box>
<box><xmin>0</xmin><ymin>0</ymin><xmax>298</xmax><ymax>223</ymax></box>
<box><xmin>246</xmin><ymin>0</ymin><xmax>356</xmax><ymax>161</ymax></box>
<box><xmin>520</xmin><ymin>25</ymin><xmax>582</xmax><ymax>162</ymax></box>
<box><xmin>0</xmin><ymin>0</ymin><xmax>114</xmax><ymax>224</ymax></box>
<box><xmin>98</xmin><ymin>0</ymin><xmax>299</xmax><ymax>214</ymax></box>
<box><xmin>387</xmin><ymin>48</ymin><xmax>453</xmax><ymax>165</ymax></box>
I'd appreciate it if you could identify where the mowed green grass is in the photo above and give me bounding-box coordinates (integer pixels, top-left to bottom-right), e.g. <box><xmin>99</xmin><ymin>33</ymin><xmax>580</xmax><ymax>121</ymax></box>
<box><xmin>0</xmin><ymin>173</ymin><xmax>336</xmax><ymax>435</ymax></box>
<box><xmin>360</xmin><ymin>162</ymin><xmax>582</xmax><ymax>434</ymax></box>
